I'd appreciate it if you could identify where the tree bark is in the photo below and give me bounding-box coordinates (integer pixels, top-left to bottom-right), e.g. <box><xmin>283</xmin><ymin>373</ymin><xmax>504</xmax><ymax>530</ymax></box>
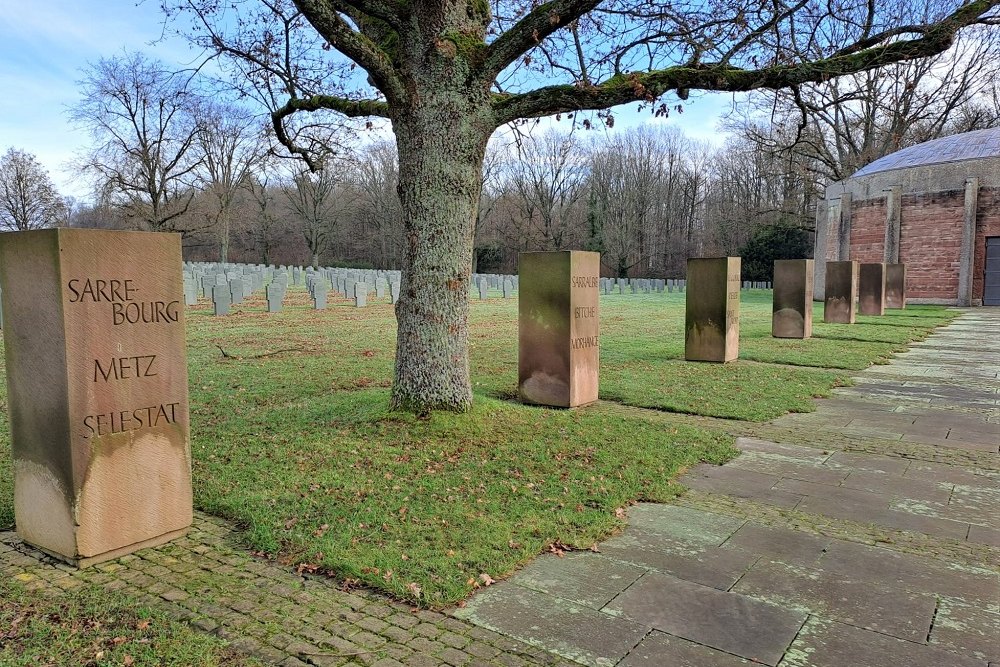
<box><xmin>389</xmin><ymin>72</ymin><xmax>493</xmax><ymax>413</ymax></box>
<box><xmin>219</xmin><ymin>210</ymin><xmax>230</xmax><ymax>263</ymax></box>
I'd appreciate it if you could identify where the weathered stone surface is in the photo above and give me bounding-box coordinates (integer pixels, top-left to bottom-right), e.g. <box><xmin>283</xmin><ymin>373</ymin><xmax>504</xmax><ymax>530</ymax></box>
<box><xmin>510</xmin><ymin>552</ymin><xmax>645</xmax><ymax>609</ymax></box>
<box><xmin>728</xmin><ymin>452</ymin><xmax>851</xmax><ymax>486</ymax></box>
<box><xmin>885</xmin><ymin>263</ymin><xmax>907</xmax><ymax>308</ymax></box>
<box><xmin>733</xmin><ymin>559</ymin><xmax>937</xmax><ymax>642</ymax></box>
<box><xmin>685</xmin><ymin>257</ymin><xmax>740</xmax><ymax>362</ymax></box>
<box><xmin>858</xmin><ymin>263</ymin><xmax>887</xmax><ymax>316</ymax></box>
<box><xmin>596</xmin><ymin>530</ymin><xmax>759</xmax><ymax>590</ymax></box>
<box><xmin>816</xmin><ymin>540</ymin><xmax>999</xmax><ymax>606</ymax></box>
<box><xmin>721</xmin><ymin>524</ymin><xmax>830</xmax><ymax>566</ymax></box>
<box><xmin>783</xmin><ymin>616</ymin><xmax>985</xmax><ymax>667</ymax></box>
<box><xmin>624</xmin><ymin>504</ymin><xmax>744</xmax><ymax>547</ymax></box>
<box><xmin>772</xmin><ymin>259</ymin><xmax>814</xmax><ymax>338</ymax></box>
<box><xmin>455</xmin><ymin>583</ymin><xmax>647</xmax><ymax>667</ymax></box>
<box><xmin>605</xmin><ymin>572</ymin><xmax>805</xmax><ymax>666</ymax></box>
<box><xmin>794</xmin><ymin>494</ymin><xmax>971</xmax><ymax>540</ymax></box>
<box><xmin>823</xmin><ymin>261</ymin><xmax>858</xmax><ymax>323</ymax></box>
<box><xmin>930</xmin><ymin>596</ymin><xmax>1000</xmax><ymax>661</ymax></box>
<box><xmin>839</xmin><ymin>470</ymin><xmax>952</xmax><ymax>503</ymax></box>
<box><xmin>518</xmin><ymin>251</ymin><xmax>600</xmax><ymax>408</ymax></box>
<box><xmin>0</xmin><ymin>228</ymin><xmax>192</xmax><ymax>566</ymax></box>
<box><xmin>968</xmin><ymin>524</ymin><xmax>1000</xmax><ymax>547</ymax></box>
<box><xmin>682</xmin><ymin>465</ymin><xmax>803</xmax><ymax>509</ymax></box>
<box><xmin>619</xmin><ymin>631</ymin><xmax>752</xmax><ymax>666</ymax></box>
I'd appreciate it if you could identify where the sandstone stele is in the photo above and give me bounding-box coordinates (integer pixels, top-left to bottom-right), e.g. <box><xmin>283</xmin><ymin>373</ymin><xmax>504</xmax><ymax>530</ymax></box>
<box><xmin>0</xmin><ymin>228</ymin><xmax>192</xmax><ymax>567</ymax></box>
<box><xmin>519</xmin><ymin>251</ymin><xmax>600</xmax><ymax>408</ymax></box>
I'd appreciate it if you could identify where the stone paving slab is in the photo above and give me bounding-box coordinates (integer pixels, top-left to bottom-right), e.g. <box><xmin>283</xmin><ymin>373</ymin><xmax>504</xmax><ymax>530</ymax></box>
<box><xmin>814</xmin><ymin>540</ymin><xmax>1000</xmax><ymax>608</ymax></box>
<box><xmin>604</xmin><ymin>572</ymin><xmax>806</xmax><ymax>666</ymax></box>
<box><xmin>622</xmin><ymin>503</ymin><xmax>744</xmax><ymax>546</ymax></box>
<box><xmin>618</xmin><ymin>631</ymin><xmax>752</xmax><ymax>666</ymax></box>
<box><xmin>507</xmin><ymin>551</ymin><xmax>645</xmax><ymax>610</ymax></box>
<box><xmin>931</xmin><ymin>596</ymin><xmax>1000</xmax><ymax>661</ymax></box>
<box><xmin>453</xmin><ymin>583</ymin><xmax>648</xmax><ymax>667</ymax></box>
<box><xmin>595</xmin><ymin>528</ymin><xmax>759</xmax><ymax>590</ymax></box>
<box><xmin>781</xmin><ymin>616</ymin><xmax>987</xmax><ymax>667</ymax></box>
<box><xmin>721</xmin><ymin>523</ymin><xmax>831</xmax><ymax>565</ymax></box>
<box><xmin>732</xmin><ymin>558</ymin><xmax>937</xmax><ymax>642</ymax></box>
<box><xmin>683</xmin><ymin>464</ymin><xmax>804</xmax><ymax>508</ymax></box>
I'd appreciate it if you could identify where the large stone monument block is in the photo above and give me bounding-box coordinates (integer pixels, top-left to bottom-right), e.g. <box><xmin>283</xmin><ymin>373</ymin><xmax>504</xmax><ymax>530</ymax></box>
<box><xmin>685</xmin><ymin>257</ymin><xmax>740</xmax><ymax>362</ymax></box>
<box><xmin>772</xmin><ymin>259</ymin><xmax>814</xmax><ymax>339</ymax></box>
<box><xmin>519</xmin><ymin>251</ymin><xmax>599</xmax><ymax>408</ymax></box>
<box><xmin>858</xmin><ymin>263</ymin><xmax>887</xmax><ymax>316</ymax></box>
<box><xmin>824</xmin><ymin>261</ymin><xmax>859</xmax><ymax>323</ymax></box>
<box><xmin>0</xmin><ymin>229</ymin><xmax>192</xmax><ymax>567</ymax></box>
<box><xmin>885</xmin><ymin>263</ymin><xmax>907</xmax><ymax>309</ymax></box>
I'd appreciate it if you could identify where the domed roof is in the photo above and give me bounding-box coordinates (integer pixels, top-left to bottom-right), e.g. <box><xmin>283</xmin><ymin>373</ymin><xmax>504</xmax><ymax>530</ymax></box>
<box><xmin>852</xmin><ymin>127</ymin><xmax>1000</xmax><ymax>178</ymax></box>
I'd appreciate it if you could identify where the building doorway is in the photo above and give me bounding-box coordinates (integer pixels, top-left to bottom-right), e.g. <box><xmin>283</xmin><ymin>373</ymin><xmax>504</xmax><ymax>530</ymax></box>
<box><xmin>986</xmin><ymin>237</ymin><xmax>1000</xmax><ymax>306</ymax></box>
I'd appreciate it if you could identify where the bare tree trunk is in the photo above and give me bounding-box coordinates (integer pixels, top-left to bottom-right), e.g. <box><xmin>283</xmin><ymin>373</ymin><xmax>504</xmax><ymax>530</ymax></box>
<box><xmin>219</xmin><ymin>210</ymin><xmax>230</xmax><ymax>263</ymax></box>
<box><xmin>389</xmin><ymin>94</ymin><xmax>491</xmax><ymax>413</ymax></box>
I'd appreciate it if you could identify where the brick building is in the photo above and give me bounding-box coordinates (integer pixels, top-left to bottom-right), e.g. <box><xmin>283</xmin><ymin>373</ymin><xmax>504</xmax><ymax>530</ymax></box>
<box><xmin>814</xmin><ymin>127</ymin><xmax>1000</xmax><ymax>306</ymax></box>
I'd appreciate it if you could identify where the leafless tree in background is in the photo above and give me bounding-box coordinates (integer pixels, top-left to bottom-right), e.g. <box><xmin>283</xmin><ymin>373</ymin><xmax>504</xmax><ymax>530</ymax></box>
<box><xmin>0</xmin><ymin>148</ymin><xmax>68</xmax><ymax>231</ymax></box>
<box><xmin>71</xmin><ymin>51</ymin><xmax>205</xmax><ymax>234</ymax></box>
<box><xmin>284</xmin><ymin>164</ymin><xmax>352</xmax><ymax>267</ymax></box>
<box><xmin>195</xmin><ymin>102</ymin><xmax>269</xmax><ymax>261</ymax></box>
<box><xmin>350</xmin><ymin>140</ymin><xmax>404</xmax><ymax>268</ymax></box>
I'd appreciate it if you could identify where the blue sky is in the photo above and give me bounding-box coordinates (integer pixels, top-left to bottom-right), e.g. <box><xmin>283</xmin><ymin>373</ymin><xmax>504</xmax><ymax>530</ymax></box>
<box><xmin>0</xmin><ymin>1</ymin><xmax>734</xmax><ymax>200</ymax></box>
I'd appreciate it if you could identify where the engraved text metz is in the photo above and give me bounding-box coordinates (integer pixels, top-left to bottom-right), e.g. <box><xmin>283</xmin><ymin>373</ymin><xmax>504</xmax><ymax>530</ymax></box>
<box><xmin>66</xmin><ymin>277</ymin><xmax>182</xmax><ymax>438</ymax></box>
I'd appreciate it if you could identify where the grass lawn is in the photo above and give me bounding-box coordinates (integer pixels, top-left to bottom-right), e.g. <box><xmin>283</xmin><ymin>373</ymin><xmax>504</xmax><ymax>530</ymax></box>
<box><xmin>0</xmin><ymin>287</ymin><xmax>955</xmax><ymax>606</ymax></box>
<box><xmin>0</xmin><ymin>577</ymin><xmax>259</xmax><ymax>666</ymax></box>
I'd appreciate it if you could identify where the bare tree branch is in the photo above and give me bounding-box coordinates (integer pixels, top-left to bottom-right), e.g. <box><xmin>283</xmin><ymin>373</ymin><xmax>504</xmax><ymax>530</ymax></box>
<box><xmin>493</xmin><ymin>0</ymin><xmax>999</xmax><ymax>125</ymax></box>
<box><xmin>482</xmin><ymin>0</ymin><xmax>602</xmax><ymax>78</ymax></box>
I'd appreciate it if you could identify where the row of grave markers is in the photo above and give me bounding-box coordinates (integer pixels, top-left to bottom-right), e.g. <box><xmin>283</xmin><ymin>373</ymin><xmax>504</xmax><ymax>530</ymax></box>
<box><xmin>518</xmin><ymin>253</ymin><xmax>907</xmax><ymax>408</ymax></box>
<box><xmin>181</xmin><ymin>262</ymin><xmax>727</xmax><ymax>317</ymax></box>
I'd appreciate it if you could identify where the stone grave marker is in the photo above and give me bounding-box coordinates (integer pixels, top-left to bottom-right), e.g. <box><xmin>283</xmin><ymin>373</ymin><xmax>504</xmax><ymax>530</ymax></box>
<box><xmin>886</xmin><ymin>263</ymin><xmax>906</xmax><ymax>309</ymax></box>
<box><xmin>375</xmin><ymin>279</ymin><xmax>386</xmax><ymax>300</ymax></box>
<box><xmin>229</xmin><ymin>279</ymin><xmax>244</xmax><ymax>305</ymax></box>
<box><xmin>772</xmin><ymin>259</ymin><xmax>814</xmax><ymax>339</ymax></box>
<box><xmin>354</xmin><ymin>282</ymin><xmax>367</xmax><ymax>307</ymax></box>
<box><xmin>266</xmin><ymin>282</ymin><xmax>284</xmax><ymax>313</ymax></box>
<box><xmin>503</xmin><ymin>278</ymin><xmax>514</xmax><ymax>298</ymax></box>
<box><xmin>518</xmin><ymin>251</ymin><xmax>599</xmax><ymax>408</ymax></box>
<box><xmin>183</xmin><ymin>279</ymin><xmax>197</xmax><ymax>306</ymax></box>
<box><xmin>685</xmin><ymin>257</ymin><xmax>740</xmax><ymax>362</ymax></box>
<box><xmin>858</xmin><ymin>263</ymin><xmax>887</xmax><ymax>316</ymax></box>
<box><xmin>313</xmin><ymin>280</ymin><xmax>328</xmax><ymax>309</ymax></box>
<box><xmin>824</xmin><ymin>261</ymin><xmax>859</xmax><ymax>323</ymax></box>
<box><xmin>390</xmin><ymin>281</ymin><xmax>400</xmax><ymax>305</ymax></box>
<box><xmin>478</xmin><ymin>278</ymin><xmax>488</xmax><ymax>300</ymax></box>
<box><xmin>0</xmin><ymin>229</ymin><xmax>192</xmax><ymax>566</ymax></box>
<box><xmin>212</xmin><ymin>284</ymin><xmax>231</xmax><ymax>316</ymax></box>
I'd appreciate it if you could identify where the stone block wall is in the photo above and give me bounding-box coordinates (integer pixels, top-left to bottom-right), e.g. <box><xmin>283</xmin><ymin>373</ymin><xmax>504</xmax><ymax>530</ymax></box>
<box><xmin>849</xmin><ymin>199</ymin><xmax>887</xmax><ymax>263</ymax></box>
<box><xmin>898</xmin><ymin>190</ymin><xmax>964</xmax><ymax>301</ymax></box>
